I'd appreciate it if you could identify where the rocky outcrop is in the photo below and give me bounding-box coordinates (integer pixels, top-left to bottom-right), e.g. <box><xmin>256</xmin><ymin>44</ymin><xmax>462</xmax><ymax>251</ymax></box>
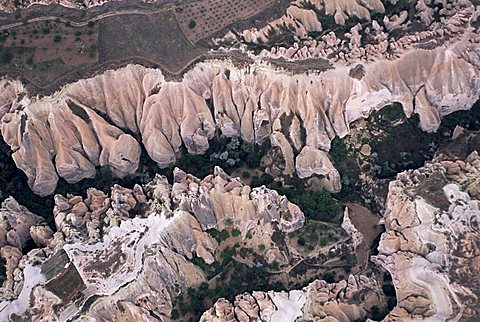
<box><xmin>373</xmin><ymin>152</ymin><xmax>480</xmax><ymax>321</ymax></box>
<box><xmin>228</xmin><ymin>0</ymin><xmax>476</xmax><ymax>66</ymax></box>
<box><xmin>201</xmin><ymin>274</ymin><xmax>385</xmax><ymax>321</ymax></box>
<box><xmin>341</xmin><ymin>207</ymin><xmax>363</xmax><ymax>250</ymax></box>
<box><xmin>2</xmin><ymin>26</ymin><xmax>480</xmax><ymax>196</ymax></box>
<box><xmin>0</xmin><ymin>167</ymin><xmax>305</xmax><ymax>321</ymax></box>
<box><xmin>0</xmin><ymin>197</ymin><xmax>51</xmax><ymax>251</ymax></box>
<box><xmin>0</xmin><ymin>197</ymin><xmax>53</xmax><ymax>300</ymax></box>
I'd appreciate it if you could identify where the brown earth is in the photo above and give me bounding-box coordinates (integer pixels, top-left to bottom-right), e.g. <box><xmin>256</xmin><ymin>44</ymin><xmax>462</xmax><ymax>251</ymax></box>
<box><xmin>0</xmin><ymin>0</ymin><xmax>290</xmax><ymax>94</ymax></box>
<box><xmin>345</xmin><ymin>202</ymin><xmax>383</xmax><ymax>273</ymax></box>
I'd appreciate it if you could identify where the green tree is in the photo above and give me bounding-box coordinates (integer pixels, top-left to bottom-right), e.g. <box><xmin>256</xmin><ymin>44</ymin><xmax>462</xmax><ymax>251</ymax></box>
<box><xmin>188</xmin><ymin>20</ymin><xmax>196</xmax><ymax>29</ymax></box>
<box><xmin>231</xmin><ymin>229</ymin><xmax>241</xmax><ymax>238</ymax></box>
<box><xmin>53</xmin><ymin>35</ymin><xmax>61</xmax><ymax>43</ymax></box>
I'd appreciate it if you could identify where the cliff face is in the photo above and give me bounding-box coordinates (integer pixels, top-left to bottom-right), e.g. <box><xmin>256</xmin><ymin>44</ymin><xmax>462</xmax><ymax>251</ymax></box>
<box><xmin>373</xmin><ymin>151</ymin><xmax>480</xmax><ymax>321</ymax></box>
<box><xmin>1</xmin><ymin>25</ymin><xmax>479</xmax><ymax>196</ymax></box>
<box><xmin>0</xmin><ymin>167</ymin><xmax>304</xmax><ymax>321</ymax></box>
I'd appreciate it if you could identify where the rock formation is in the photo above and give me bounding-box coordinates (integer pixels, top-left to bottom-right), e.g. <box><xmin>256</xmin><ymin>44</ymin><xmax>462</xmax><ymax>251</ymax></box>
<box><xmin>2</xmin><ymin>26</ymin><xmax>480</xmax><ymax>196</ymax></box>
<box><xmin>0</xmin><ymin>167</ymin><xmax>305</xmax><ymax>321</ymax></box>
<box><xmin>373</xmin><ymin>151</ymin><xmax>480</xmax><ymax>321</ymax></box>
<box><xmin>201</xmin><ymin>274</ymin><xmax>385</xmax><ymax>321</ymax></box>
<box><xmin>227</xmin><ymin>0</ymin><xmax>476</xmax><ymax>66</ymax></box>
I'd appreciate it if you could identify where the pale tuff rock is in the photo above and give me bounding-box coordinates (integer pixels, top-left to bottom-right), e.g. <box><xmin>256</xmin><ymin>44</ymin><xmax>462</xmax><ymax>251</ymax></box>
<box><xmin>0</xmin><ymin>197</ymin><xmax>51</xmax><ymax>251</ymax></box>
<box><xmin>242</xmin><ymin>1</ymin><xmax>323</xmax><ymax>43</ymax></box>
<box><xmin>373</xmin><ymin>152</ymin><xmax>480</xmax><ymax>321</ymax></box>
<box><xmin>201</xmin><ymin>274</ymin><xmax>385</xmax><ymax>322</ymax></box>
<box><xmin>295</xmin><ymin>145</ymin><xmax>341</xmax><ymax>192</ymax></box>
<box><xmin>236</xmin><ymin>0</ymin><xmax>476</xmax><ymax>65</ymax></box>
<box><xmin>323</xmin><ymin>0</ymin><xmax>385</xmax><ymax>25</ymax></box>
<box><xmin>341</xmin><ymin>207</ymin><xmax>364</xmax><ymax>249</ymax></box>
<box><xmin>241</xmin><ymin>0</ymin><xmax>384</xmax><ymax>44</ymax></box>
<box><xmin>0</xmin><ymin>197</ymin><xmax>51</xmax><ymax>301</ymax></box>
<box><xmin>0</xmin><ymin>168</ymin><xmax>305</xmax><ymax>321</ymax></box>
<box><xmin>3</xmin><ymin>31</ymin><xmax>480</xmax><ymax>196</ymax></box>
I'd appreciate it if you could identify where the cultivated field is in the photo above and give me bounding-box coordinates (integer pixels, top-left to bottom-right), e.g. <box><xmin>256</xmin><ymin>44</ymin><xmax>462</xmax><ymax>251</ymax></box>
<box><xmin>0</xmin><ymin>19</ymin><xmax>98</xmax><ymax>85</ymax></box>
<box><xmin>98</xmin><ymin>10</ymin><xmax>199</xmax><ymax>74</ymax></box>
<box><xmin>176</xmin><ymin>0</ymin><xmax>277</xmax><ymax>43</ymax></box>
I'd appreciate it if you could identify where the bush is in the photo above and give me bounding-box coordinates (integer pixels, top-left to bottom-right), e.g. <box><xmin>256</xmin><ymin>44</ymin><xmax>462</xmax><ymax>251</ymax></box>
<box><xmin>225</xmin><ymin>218</ymin><xmax>233</xmax><ymax>226</ymax></box>
<box><xmin>88</xmin><ymin>21</ymin><xmax>95</xmax><ymax>28</ymax></box>
<box><xmin>231</xmin><ymin>229</ymin><xmax>241</xmax><ymax>238</ymax></box>
<box><xmin>219</xmin><ymin>229</ymin><xmax>229</xmax><ymax>241</ymax></box>
<box><xmin>258</xmin><ymin>244</ymin><xmax>266</xmax><ymax>252</ymax></box>
<box><xmin>297</xmin><ymin>237</ymin><xmax>305</xmax><ymax>246</ymax></box>
<box><xmin>271</xmin><ymin>230</ymin><xmax>284</xmax><ymax>244</ymax></box>
<box><xmin>330</xmin><ymin>137</ymin><xmax>347</xmax><ymax>165</ymax></box>
<box><xmin>53</xmin><ymin>35</ymin><xmax>61</xmax><ymax>43</ymax></box>
<box><xmin>75</xmin><ymin>31</ymin><xmax>82</xmax><ymax>37</ymax></box>
<box><xmin>171</xmin><ymin>309</ymin><xmax>180</xmax><ymax>319</ymax></box>
<box><xmin>26</xmin><ymin>56</ymin><xmax>33</xmax><ymax>65</ymax></box>
<box><xmin>296</xmin><ymin>190</ymin><xmax>340</xmax><ymax>222</ymax></box>
<box><xmin>241</xmin><ymin>171</ymin><xmax>250</xmax><ymax>178</ymax></box>
<box><xmin>188</xmin><ymin>20</ymin><xmax>196</xmax><ymax>29</ymax></box>
<box><xmin>251</xmin><ymin>173</ymin><xmax>274</xmax><ymax>187</ymax></box>
<box><xmin>323</xmin><ymin>272</ymin><xmax>335</xmax><ymax>283</ymax></box>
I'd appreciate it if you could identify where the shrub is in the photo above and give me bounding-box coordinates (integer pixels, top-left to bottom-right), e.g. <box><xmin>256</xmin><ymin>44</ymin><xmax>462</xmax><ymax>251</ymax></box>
<box><xmin>231</xmin><ymin>229</ymin><xmax>241</xmax><ymax>238</ymax></box>
<box><xmin>271</xmin><ymin>230</ymin><xmax>284</xmax><ymax>244</ymax></box>
<box><xmin>241</xmin><ymin>171</ymin><xmax>250</xmax><ymax>178</ymax></box>
<box><xmin>26</xmin><ymin>56</ymin><xmax>33</xmax><ymax>65</ymax></box>
<box><xmin>171</xmin><ymin>309</ymin><xmax>180</xmax><ymax>319</ymax></box>
<box><xmin>297</xmin><ymin>237</ymin><xmax>305</xmax><ymax>246</ymax></box>
<box><xmin>330</xmin><ymin>137</ymin><xmax>347</xmax><ymax>165</ymax></box>
<box><xmin>75</xmin><ymin>31</ymin><xmax>82</xmax><ymax>36</ymax></box>
<box><xmin>53</xmin><ymin>35</ymin><xmax>61</xmax><ymax>43</ymax></box>
<box><xmin>296</xmin><ymin>190</ymin><xmax>340</xmax><ymax>222</ymax></box>
<box><xmin>323</xmin><ymin>272</ymin><xmax>335</xmax><ymax>283</ymax></box>
<box><xmin>188</xmin><ymin>20</ymin><xmax>196</xmax><ymax>29</ymax></box>
<box><xmin>88</xmin><ymin>21</ymin><xmax>94</xmax><ymax>28</ymax></box>
<box><xmin>219</xmin><ymin>229</ymin><xmax>229</xmax><ymax>241</ymax></box>
<box><xmin>225</xmin><ymin>218</ymin><xmax>233</xmax><ymax>226</ymax></box>
<box><xmin>258</xmin><ymin>244</ymin><xmax>266</xmax><ymax>252</ymax></box>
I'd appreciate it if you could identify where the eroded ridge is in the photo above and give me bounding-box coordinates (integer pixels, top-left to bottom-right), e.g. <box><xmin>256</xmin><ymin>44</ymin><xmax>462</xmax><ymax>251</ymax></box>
<box><xmin>373</xmin><ymin>151</ymin><xmax>480</xmax><ymax>321</ymax></box>
<box><xmin>1</xmin><ymin>28</ymin><xmax>480</xmax><ymax>196</ymax></box>
<box><xmin>0</xmin><ymin>167</ymin><xmax>304</xmax><ymax>321</ymax></box>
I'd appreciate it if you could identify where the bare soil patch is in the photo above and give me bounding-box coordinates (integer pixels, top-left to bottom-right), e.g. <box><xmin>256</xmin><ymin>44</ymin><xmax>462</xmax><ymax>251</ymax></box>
<box><xmin>345</xmin><ymin>202</ymin><xmax>383</xmax><ymax>273</ymax></box>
